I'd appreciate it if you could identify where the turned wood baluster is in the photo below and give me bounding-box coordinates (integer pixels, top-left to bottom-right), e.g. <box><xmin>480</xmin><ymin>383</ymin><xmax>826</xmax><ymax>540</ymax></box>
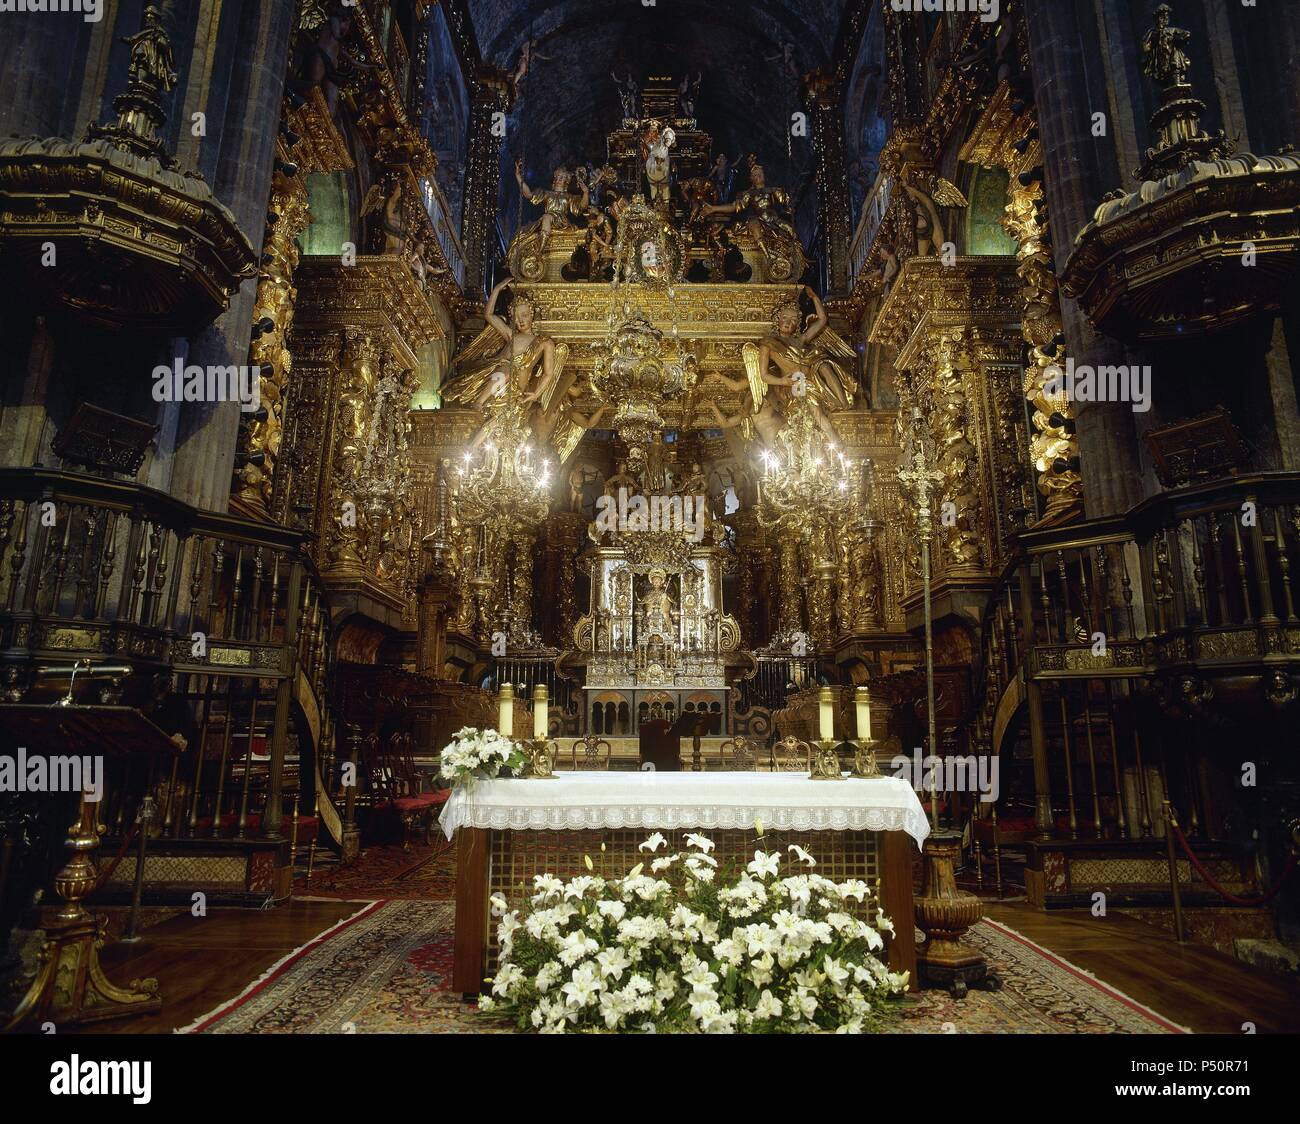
<box><xmin>1119</xmin><ymin>544</ymin><xmax>1137</xmax><ymax>638</ymax></box>
<box><xmin>187</xmin><ymin>536</ymin><xmax>205</xmax><ymax>633</ymax></box>
<box><xmin>267</xmin><ymin>552</ymin><xmax>281</xmax><ymax>645</ymax></box>
<box><xmin>1244</xmin><ymin>494</ymin><xmax>1278</xmax><ymax>627</ymax></box>
<box><xmin>1147</xmin><ymin>535</ymin><xmax>1165</xmax><ymax>634</ymax></box>
<box><xmin>1190</xmin><ymin>515</ymin><xmax>1208</xmax><ymax>625</ymax></box>
<box><xmin>1230</xmin><ymin>513</ymin><xmax>1252</xmax><ymax>624</ymax></box>
<box><xmin>236</xmin><ymin>682</ymin><xmax>260</xmax><ymax>838</ymax></box>
<box><xmin>94</xmin><ymin>510</ymin><xmax>118</xmax><ymax>620</ymax></box>
<box><xmin>1275</xmin><ymin>508</ymin><xmax>1296</xmax><ymax>621</ymax></box>
<box><xmin>186</xmin><ymin>672</ymin><xmax>217</xmax><ymax>836</ymax></box>
<box><xmin>6</xmin><ymin>501</ymin><xmax>28</xmax><ymax>612</ymax></box>
<box><xmin>210</xmin><ymin>676</ymin><xmax>237</xmax><ymax>837</ymax></box>
<box><xmin>229</xmin><ymin>546</ymin><xmax>245</xmax><ymax>640</ymax></box>
<box><xmin>74</xmin><ymin>509</ymin><xmax>97</xmax><ymax>618</ymax></box>
<box><xmin>0</xmin><ymin>500</ymin><xmax>15</xmax><ymax>605</ymax></box>
<box><xmin>22</xmin><ymin>492</ymin><xmax>55</xmax><ymax>614</ymax></box>
<box><xmin>1131</xmin><ymin>726</ymin><xmax>1153</xmax><ymax>839</ymax></box>
<box><xmin>1038</xmin><ymin>558</ymin><xmax>1053</xmax><ymax>645</ymax></box>
<box><xmin>47</xmin><ymin>503</ymin><xmax>74</xmax><ymax>614</ymax></box>
<box><xmin>124</xmin><ymin>520</ymin><xmax>148</xmax><ymax>624</ymax></box>
<box><xmin>247</xmin><ymin>547</ymin><xmax>265</xmax><ymax>642</ymax></box>
<box><xmin>1004</xmin><ymin>584</ymin><xmax>1018</xmax><ymax>666</ymax></box>
<box><xmin>1056</xmin><ymin>550</ymin><xmax>1071</xmax><ymax>641</ymax></box>
<box><xmin>1207</xmin><ymin>514</ymin><xmax>1228</xmax><ymax>625</ymax></box>
<box><xmin>1094</xmin><ymin>544</ymin><xmax>1115</xmax><ymax>640</ymax></box>
<box><xmin>1104</xmin><ymin>685</ymin><xmax>1129</xmax><ymax>840</ymax></box>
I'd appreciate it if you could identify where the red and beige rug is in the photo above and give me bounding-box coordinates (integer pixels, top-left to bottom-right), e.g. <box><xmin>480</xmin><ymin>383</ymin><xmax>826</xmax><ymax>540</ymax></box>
<box><xmin>296</xmin><ymin>841</ymin><xmax>458</xmax><ymax>901</ymax></box>
<box><xmin>179</xmin><ymin>900</ymin><xmax>1186</xmax><ymax>1034</ymax></box>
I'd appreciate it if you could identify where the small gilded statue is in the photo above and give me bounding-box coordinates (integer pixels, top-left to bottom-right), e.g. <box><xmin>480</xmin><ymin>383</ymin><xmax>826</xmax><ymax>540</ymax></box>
<box><xmin>123</xmin><ymin>6</ymin><xmax>177</xmax><ymax>92</ymax></box>
<box><xmin>700</xmin><ymin>159</ymin><xmax>808</xmax><ymax>281</ymax></box>
<box><xmin>507</xmin><ymin>161</ymin><xmax>587</xmax><ymax>280</ymax></box>
<box><xmin>1142</xmin><ymin>4</ymin><xmax>1192</xmax><ymax>89</ymax></box>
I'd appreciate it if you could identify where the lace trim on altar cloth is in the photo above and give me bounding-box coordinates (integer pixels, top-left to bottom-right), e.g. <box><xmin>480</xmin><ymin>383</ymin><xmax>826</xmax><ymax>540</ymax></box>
<box><xmin>440</xmin><ymin>797</ymin><xmax>928</xmax><ymax>845</ymax></box>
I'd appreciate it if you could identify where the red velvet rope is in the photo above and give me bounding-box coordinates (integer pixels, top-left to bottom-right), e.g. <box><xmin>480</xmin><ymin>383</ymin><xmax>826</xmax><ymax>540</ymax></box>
<box><xmin>1168</xmin><ymin>819</ymin><xmax>1297</xmax><ymax>906</ymax></box>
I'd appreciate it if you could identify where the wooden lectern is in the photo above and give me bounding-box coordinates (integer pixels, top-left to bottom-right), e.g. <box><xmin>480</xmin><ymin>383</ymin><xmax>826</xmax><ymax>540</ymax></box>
<box><xmin>0</xmin><ymin>704</ymin><xmax>183</xmax><ymax>1030</ymax></box>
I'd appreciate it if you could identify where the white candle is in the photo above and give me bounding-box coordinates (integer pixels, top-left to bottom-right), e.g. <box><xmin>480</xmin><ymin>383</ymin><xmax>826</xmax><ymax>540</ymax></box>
<box><xmin>819</xmin><ymin>686</ymin><xmax>834</xmax><ymax>742</ymax></box>
<box><xmin>855</xmin><ymin>686</ymin><xmax>872</xmax><ymax>741</ymax></box>
<box><xmin>533</xmin><ymin>682</ymin><xmax>549</xmax><ymax>739</ymax></box>
<box><xmin>498</xmin><ymin>682</ymin><xmax>514</xmax><ymax>737</ymax></box>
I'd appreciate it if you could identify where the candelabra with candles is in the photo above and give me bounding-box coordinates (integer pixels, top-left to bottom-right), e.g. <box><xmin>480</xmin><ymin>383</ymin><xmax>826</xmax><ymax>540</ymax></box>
<box><xmin>755</xmin><ymin>405</ymin><xmax>853</xmax><ymax>525</ymax></box>
<box><xmin>850</xmin><ymin>685</ymin><xmax>882</xmax><ymax>778</ymax></box>
<box><xmin>526</xmin><ymin>682</ymin><xmax>556</xmax><ymax>778</ymax></box>
<box><xmin>496</xmin><ymin>681</ymin><xmax>555</xmax><ymax>778</ymax></box>
<box><xmin>811</xmin><ymin>685</ymin><xmax>844</xmax><ymax>779</ymax></box>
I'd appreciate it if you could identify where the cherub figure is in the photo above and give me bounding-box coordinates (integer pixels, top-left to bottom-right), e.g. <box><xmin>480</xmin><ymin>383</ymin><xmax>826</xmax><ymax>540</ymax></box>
<box><xmin>511</xmin><ymin>38</ymin><xmax>552</xmax><ymax>95</ymax></box>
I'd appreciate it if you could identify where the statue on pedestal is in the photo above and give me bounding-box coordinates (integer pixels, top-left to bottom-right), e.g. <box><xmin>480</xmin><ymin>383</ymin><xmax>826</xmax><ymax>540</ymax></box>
<box><xmin>700</xmin><ymin>160</ymin><xmax>807</xmax><ymax>281</ymax></box>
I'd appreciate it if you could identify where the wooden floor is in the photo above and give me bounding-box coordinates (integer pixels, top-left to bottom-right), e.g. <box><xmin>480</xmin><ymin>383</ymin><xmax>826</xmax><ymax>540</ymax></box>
<box><xmin>70</xmin><ymin>901</ymin><xmax>362</xmax><ymax>1035</ymax></box>
<box><xmin>57</xmin><ymin>896</ymin><xmax>1300</xmax><ymax>1034</ymax></box>
<box><xmin>985</xmin><ymin>901</ymin><xmax>1300</xmax><ymax>1033</ymax></box>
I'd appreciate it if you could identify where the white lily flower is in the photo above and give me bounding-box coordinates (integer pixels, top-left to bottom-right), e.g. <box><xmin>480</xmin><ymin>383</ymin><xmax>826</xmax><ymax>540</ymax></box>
<box><xmin>638</xmin><ymin>832</ymin><xmax>667</xmax><ymax>852</ymax></box>
<box><xmin>787</xmin><ymin>843</ymin><xmax>817</xmax><ymax>867</ymax></box>
<box><xmin>683</xmin><ymin>832</ymin><xmax>715</xmax><ymax>853</ymax></box>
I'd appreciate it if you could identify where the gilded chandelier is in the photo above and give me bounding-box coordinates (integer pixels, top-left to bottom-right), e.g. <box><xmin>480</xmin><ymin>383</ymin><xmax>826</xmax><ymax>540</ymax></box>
<box><xmin>755</xmin><ymin>401</ymin><xmax>852</xmax><ymax>524</ymax></box>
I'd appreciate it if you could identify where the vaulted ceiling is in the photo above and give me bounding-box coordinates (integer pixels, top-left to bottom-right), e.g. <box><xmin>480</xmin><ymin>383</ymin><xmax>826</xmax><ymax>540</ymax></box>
<box><xmin>468</xmin><ymin>0</ymin><xmax>851</xmax><ymax>232</ymax></box>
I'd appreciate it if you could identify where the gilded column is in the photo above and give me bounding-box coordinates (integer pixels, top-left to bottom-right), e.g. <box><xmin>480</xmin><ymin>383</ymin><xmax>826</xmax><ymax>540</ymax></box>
<box><xmin>803</xmin><ymin>69</ymin><xmax>854</xmax><ymax>296</ymax></box>
<box><xmin>932</xmin><ymin>334</ymin><xmax>986</xmax><ymax>576</ymax></box>
<box><xmin>326</xmin><ymin>331</ymin><xmax>379</xmax><ymax>577</ymax></box>
<box><xmin>461</xmin><ymin>70</ymin><xmax>513</xmax><ymax>295</ymax></box>
<box><xmin>233</xmin><ymin>161</ymin><xmax>311</xmax><ymax>519</ymax></box>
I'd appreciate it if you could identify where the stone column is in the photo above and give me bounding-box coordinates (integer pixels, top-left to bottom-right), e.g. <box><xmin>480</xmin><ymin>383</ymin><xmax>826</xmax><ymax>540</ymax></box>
<box><xmin>165</xmin><ymin>1</ymin><xmax>296</xmax><ymax>512</ymax></box>
<box><xmin>1023</xmin><ymin>0</ymin><xmax>1149</xmax><ymax>518</ymax></box>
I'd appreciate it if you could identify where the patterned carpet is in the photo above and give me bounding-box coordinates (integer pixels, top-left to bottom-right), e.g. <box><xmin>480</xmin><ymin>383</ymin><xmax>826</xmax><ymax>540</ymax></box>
<box><xmin>180</xmin><ymin>900</ymin><xmax>1186</xmax><ymax>1034</ymax></box>
<box><xmin>298</xmin><ymin>841</ymin><xmax>458</xmax><ymax>901</ymax></box>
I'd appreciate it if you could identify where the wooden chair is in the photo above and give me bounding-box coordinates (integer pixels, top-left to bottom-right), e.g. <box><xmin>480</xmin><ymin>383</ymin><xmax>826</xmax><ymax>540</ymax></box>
<box><xmin>720</xmin><ymin>736</ymin><xmax>760</xmax><ymax>771</ymax></box>
<box><xmin>770</xmin><ymin>735</ymin><xmax>811</xmax><ymax>772</ymax></box>
<box><xmin>570</xmin><ymin>735</ymin><xmax>612</xmax><ymax>771</ymax></box>
<box><xmin>368</xmin><ymin>732</ymin><xmax>447</xmax><ymax>847</ymax></box>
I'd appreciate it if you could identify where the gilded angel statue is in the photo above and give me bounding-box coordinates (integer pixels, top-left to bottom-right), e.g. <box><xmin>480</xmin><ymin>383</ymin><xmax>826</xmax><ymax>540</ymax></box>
<box><xmin>439</xmin><ymin>279</ymin><xmax>569</xmax><ymax>452</ymax></box>
<box><xmin>707</xmin><ymin>288</ymin><xmax>855</xmax><ymax>448</ymax></box>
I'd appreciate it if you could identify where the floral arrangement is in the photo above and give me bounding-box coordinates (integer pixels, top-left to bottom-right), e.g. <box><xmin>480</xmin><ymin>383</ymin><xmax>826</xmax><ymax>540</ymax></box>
<box><xmin>479</xmin><ymin>832</ymin><xmax>909</xmax><ymax>1033</ymax></box>
<box><xmin>438</xmin><ymin>726</ymin><xmax>525</xmax><ymax>785</ymax></box>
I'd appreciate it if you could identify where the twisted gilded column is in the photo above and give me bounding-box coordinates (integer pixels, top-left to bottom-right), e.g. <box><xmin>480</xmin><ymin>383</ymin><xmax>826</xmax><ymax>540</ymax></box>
<box><xmin>326</xmin><ymin>331</ymin><xmax>379</xmax><ymax>576</ymax></box>
<box><xmin>461</xmin><ymin>70</ymin><xmax>512</xmax><ymax>295</ymax></box>
<box><xmin>233</xmin><ymin>162</ymin><xmax>311</xmax><ymax>519</ymax></box>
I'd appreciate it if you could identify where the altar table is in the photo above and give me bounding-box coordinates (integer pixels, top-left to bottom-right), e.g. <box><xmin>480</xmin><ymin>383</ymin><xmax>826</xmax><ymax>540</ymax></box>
<box><xmin>441</xmin><ymin>772</ymin><xmax>928</xmax><ymax>995</ymax></box>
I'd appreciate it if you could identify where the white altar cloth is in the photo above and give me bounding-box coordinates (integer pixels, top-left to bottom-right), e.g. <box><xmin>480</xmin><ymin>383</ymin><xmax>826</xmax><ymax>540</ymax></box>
<box><xmin>439</xmin><ymin>771</ymin><xmax>929</xmax><ymax>846</ymax></box>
